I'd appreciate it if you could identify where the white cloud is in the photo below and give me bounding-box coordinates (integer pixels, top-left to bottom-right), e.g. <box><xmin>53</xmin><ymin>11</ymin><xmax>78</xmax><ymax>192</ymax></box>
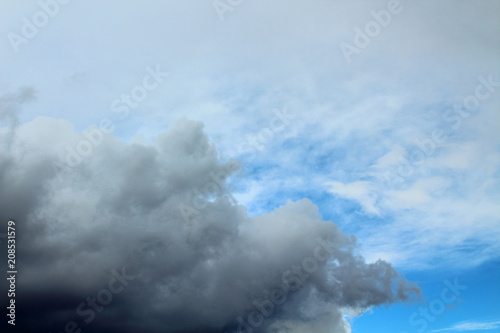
<box><xmin>432</xmin><ymin>320</ymin><xmax>500</xmax><ymax>332</ymax></box>
<box><xmin>325</xmin><ymin>180</ymin><xmax>380</xmax><ymax>215</ymax></box>
<box><xmin>383</xmin><ymin>177</ymin><xmax>451</xmax><ymax>210</ymax></box>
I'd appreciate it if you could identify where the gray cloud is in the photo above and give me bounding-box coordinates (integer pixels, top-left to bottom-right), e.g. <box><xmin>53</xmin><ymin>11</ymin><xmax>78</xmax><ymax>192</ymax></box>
<box><xmin>0</xmin><ymin>87</ymin><xmax>36</xmax><ymax>150</ymax></box>
<box><xmin>0</xmin><ymin>116</ymin><xmax>420</xmax><ymax>333</ymax></box>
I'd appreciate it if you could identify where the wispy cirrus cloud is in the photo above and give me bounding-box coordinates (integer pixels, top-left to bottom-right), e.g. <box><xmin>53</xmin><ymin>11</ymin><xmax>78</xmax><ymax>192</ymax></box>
<box><xmin>431</xmin><ymin>320</ymin><xmax>500</xmax><ymax>332</ymax></box>
<box><xmin>325</xmin><ymin>180</ymin><xmax>380</xmax><ymax>215</ymax></box>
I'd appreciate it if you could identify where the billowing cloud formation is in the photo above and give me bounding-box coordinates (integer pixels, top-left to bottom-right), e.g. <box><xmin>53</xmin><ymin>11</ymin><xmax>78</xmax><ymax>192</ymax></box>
<box><xmin>0</xmin><ymin>113</ymin><xmax>420</xmax><ymax>332</ymax></box>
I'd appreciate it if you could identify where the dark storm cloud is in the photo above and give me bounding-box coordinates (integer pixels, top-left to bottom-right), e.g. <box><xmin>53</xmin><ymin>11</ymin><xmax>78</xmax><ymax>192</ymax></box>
<box><xmin>0</xmin><ymin>116</ymin><xmax>420</xmax><ymax>333</ymax></box>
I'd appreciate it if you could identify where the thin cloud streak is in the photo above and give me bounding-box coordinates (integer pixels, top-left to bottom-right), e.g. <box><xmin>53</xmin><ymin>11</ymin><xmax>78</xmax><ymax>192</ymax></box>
<box><xmin>431</xmin><ymin>320</ymin><xmax>500</xmax><ymax>332</ymax></box>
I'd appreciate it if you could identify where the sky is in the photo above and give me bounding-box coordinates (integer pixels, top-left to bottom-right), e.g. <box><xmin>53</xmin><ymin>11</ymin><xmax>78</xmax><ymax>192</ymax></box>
<box><xmin>0</xmin><ymin>1</ymin><xmax>499</xmax><ymax>332</ymax></box>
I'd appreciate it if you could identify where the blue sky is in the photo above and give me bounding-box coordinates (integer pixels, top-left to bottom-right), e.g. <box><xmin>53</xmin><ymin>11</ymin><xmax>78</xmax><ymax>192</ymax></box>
<box><xmin>1</xmin><ymin>1</ymin><xmax>499</xmax><ymax>332</ymax></box>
